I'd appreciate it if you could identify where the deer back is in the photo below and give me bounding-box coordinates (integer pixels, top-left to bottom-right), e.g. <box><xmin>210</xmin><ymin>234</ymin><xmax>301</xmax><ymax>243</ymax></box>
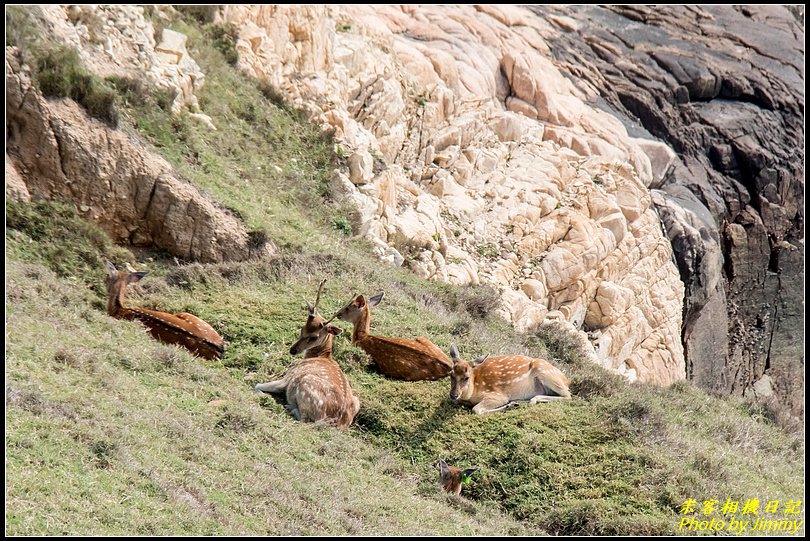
<box><xmin>128</xmin><ymin>307</ymin><xmax>225</xmax><ymax>360</ymax></box>
<box><xmin>285</xmin><ymin>355</ymin><xmax>359</xmax><ymax>429</ymax></box>
<box><xmin>358</xmin><ymin>335</ymin><xmax>452</xmax><ymax>381</ymax></box>
<box><xmin>471</xmin><ymin>355</ymin><xmax>570</xmax><ymax>401</ymax></box>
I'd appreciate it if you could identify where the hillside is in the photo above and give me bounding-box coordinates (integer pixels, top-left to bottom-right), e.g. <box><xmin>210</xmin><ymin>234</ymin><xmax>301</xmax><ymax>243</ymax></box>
<box><xmin>5</xmin><ymin>7</ymin><xmax>805</xmax><ymax>536</ymax></box>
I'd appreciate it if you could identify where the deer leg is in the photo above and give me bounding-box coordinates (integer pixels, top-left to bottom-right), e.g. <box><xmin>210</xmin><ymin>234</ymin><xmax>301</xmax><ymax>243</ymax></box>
<box><xmin>286</xmin><ymin>406</ymin><xmax>302</xmax><ymax>420</ymax></box>
<box><xmin>529</xmin><ymin>395</ymin><xmax>570</xmax><ymax>404</ymax></box>
<box><xmin>471</xmin><ymin>396</ymin><xmax>511</xmax><ymax>414</ymax></box>
<box><xmin>255</xmin><ymin>379</ymin><xmax>287</xmax><ymax>394</ymax></box>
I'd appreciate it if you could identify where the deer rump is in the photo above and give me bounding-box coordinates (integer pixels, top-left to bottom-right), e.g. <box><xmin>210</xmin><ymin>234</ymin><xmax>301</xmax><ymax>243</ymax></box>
<box><xmin>357</xmin><ymin>335</ymin><xmax>452</xmax><ymax>381</ymax></box>
<box><xmin>284</xmin><ymin>359</ymin><xmax>356</xmax><ymax>427</ymax></box>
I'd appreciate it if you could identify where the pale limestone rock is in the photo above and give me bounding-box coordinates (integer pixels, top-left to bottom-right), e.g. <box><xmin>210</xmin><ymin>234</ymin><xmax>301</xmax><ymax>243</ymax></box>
<box><xmin>521</xmin><ymin>279</ymin><xmax>547</xmax><ymax>302</ymax></box>
<box><xmin>347</xmin><ymin>150</ymin><xmax>374</xmax><ymax>185</ymax></box>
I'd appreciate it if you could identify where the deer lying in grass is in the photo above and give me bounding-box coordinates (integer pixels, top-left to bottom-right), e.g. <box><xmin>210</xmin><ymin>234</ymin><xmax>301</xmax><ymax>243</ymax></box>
<box><xmin>448</xmin><ymin>345</ymin><xmax>571</xmax><ymax>414</ymax></box>
<box><xmin>105</xmin><ymin>262</ymin><xmax>224</xmax><ymax>359</ymax></box>
<box><xmin>332</xmin><ymin>292</ymin><xmax>452</xmax><ymax>381</ymax></box>
<box><xmin>255</xmin><ymin>280</ymin><xmax>360</xmax><ymax>429</ymax></box>
<box><xmin>434</xmin><ymin>458</ymin><xmax>476</xmax><ymax>496</ymax></box>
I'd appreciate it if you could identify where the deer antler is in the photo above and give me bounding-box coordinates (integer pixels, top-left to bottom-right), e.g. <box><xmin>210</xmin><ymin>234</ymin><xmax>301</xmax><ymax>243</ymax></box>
<box><xmin>324</xmin><ymin>292</ymin><xmax>358</xmax><ymax>324</ymax></box>
<box><xmin>309</xmin><ymin>279</ymin><xmax>328</xmax><ymax>317</ymax></box>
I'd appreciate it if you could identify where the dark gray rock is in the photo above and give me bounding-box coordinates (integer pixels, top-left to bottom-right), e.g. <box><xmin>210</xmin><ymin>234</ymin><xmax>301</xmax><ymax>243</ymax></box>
<box><xmin>530</xmin><ymin>5</ymin><xmax>804</xmax><ymax>416</ymax></box>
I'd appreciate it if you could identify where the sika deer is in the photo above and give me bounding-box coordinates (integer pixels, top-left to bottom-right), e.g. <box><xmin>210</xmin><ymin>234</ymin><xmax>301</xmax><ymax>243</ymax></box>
<box><xmin>332</xmin><ymin>292</ymin><xmax>452</xmax><ymax>381</ymax></box>
<box><xmin>448</xmin><ymin>345</ymin><xmax>571</xmax><ymax>414</ymax></box>
<box><xmin>105</xmin><ymin>262</ymin><xmax>224</xmax><ymax>359</ymax></box>
<box><xmin>255</xmin><ymin>280</ymin><xmax>360</xmax><ymax>429</ymax></box>
<box><xmin>434</xmin><ymin>458</ymin><xmax>476</xmax><ymax>496</ymax></box>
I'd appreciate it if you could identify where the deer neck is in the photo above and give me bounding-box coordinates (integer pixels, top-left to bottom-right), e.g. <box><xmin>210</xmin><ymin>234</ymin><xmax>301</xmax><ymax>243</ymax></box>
<box><xmin>107</xmin><ymin>281</ymin><xmax>129</xmax><ymax>318</ymax></box>
<box><xmin>352</xmin><ymin>306</ymin><xmax>372</xmax><ymax>343</ymax></box>
<box><xmin>304</xmin><ymin>334</ymin><xmax>334</xmax><ymax>360</ymax></box>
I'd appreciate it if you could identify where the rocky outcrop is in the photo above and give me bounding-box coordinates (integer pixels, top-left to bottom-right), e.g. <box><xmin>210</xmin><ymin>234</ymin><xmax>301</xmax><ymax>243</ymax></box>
<box><xmin>528</xmin><ymin>5</ymin><xmax>804</xmax><ymax>415</ymax></box>
<box><xmin>37</xmin><ymin>5</ymin><xmax>206</xmax><ymax>117</ymax></box>
<box><xmin>211</xmin><ymin>5</ymin><xmax>687</xmax><ymax>384</ymax></box>
<box><xmin>6</xmin><ymin>48</ymin><xmax>273</xmax><ymax>263</ymax></box>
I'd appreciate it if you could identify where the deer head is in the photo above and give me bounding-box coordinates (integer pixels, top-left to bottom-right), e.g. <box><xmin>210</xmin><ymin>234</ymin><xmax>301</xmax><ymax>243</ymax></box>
<box><xmin>290</xmin><ymin>279</ymin><xmax>342</xmax><ymax>356</ymax></box>
<box><xmin>434</xmin><ymin>458</ymin><xmax>476</xmax><ymax>496</ymax></box>
<box><xmin>448</xmin><ymin>345</ymin><xmax>488</xmax><ymax>402</ymax></box>
<box><xmin>333</xmin><ymin>291</ymin><xmax>384</xmax><ymax>324</ymax></box>
<box><xmin>105</xmin><ymin>262</ymin><xmax>148</xmax><ymax>315</ymax></box>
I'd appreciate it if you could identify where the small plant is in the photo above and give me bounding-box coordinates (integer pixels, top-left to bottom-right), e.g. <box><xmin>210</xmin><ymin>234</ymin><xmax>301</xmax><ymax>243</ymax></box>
<box><xmin>476</xmin><ymin>243</ymin><xmax>499</xmax><ymax>260</ymax></box>
<box><xmin>417</xmin><ymin>98</ymin><xmax>426</xmax><ymax>107</ymax></box>
<box><xmin>338</xmin><ymin>23</ymin><xmax>352</xmax><ymax>32</ymax></box>
<box><xmin>505</xmin><ymin>225</ymin><xmax>515</xmax><ymax>234</ymax></box>
<box><xmin>453</xmin><ymin>229</ymin><xmax>463</xmax><ymax>237</ymax></box>
<box><xmin>432</xmin><ymin>232</ymin><xmax>441</xmax><ymax>243</ymax></box>
<box><xmin>333</xmin><ymin>217</ymin><xmax>353</xmax><ymax>236</ymax></box>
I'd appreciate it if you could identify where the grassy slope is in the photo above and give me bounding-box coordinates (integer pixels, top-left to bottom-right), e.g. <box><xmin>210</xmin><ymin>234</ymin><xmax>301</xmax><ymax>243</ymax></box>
<box><xmin>5</xmin><ymin>10</ymin><xmax>805</xmax><ymax>536</ymax></box>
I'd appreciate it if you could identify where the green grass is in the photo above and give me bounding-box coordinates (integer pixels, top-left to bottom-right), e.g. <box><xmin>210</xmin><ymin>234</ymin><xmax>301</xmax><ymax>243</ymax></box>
<box><xmin>6</xmin><ymin>7</ymin><xmax>805</xmax><ymax>536</ymax></box>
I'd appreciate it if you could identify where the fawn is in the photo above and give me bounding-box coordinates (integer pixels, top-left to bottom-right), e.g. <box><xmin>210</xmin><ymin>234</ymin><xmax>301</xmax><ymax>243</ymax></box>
<box><xmin>448</xmin><ymin>344</ymin><xmax>571</xmax><ymax>414</ymax></box>
<box><xmin>434</xmin><ymin>458</ymin><xmax>476</xmax><ymax>496</ymax></box>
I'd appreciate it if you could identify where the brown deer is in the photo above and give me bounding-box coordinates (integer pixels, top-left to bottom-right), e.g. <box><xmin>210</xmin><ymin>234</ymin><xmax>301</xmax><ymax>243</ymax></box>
<box><xmin>105</xmin><ymin>262</ymin><xmax>224</xmax><ymax>359</ymax></box>
<box><xmin>332</xmin><ymin>292</ymin><xmax>452</xmax><ymax>381</ymax></box>
<box><xmin>448</xmin><ymin>345</ymin><xmax>571</xmax><ymax>414</ymax></box>
<box><xmin>434</xmin><ymin>458</ymin><xmax>476</xmax><ymax>496</ymax></box>
<box><xmin>255</xmin><ymin>280</ymin><xmax>360</xmax><ymax>429</ymax></box>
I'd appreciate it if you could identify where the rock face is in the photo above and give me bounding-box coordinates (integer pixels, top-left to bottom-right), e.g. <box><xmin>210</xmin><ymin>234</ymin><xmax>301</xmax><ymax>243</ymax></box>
<box><xmin>6</xmin><ymin>48</ymin><xmax>273</xmax><ymax>263</ymax></box>
<box><xmin>212</xmin><ymin>5</ymin><xmax>687</xmax><ymax>384</ymax></box>
<box><xmin>527</xmin><ymin>5</ymin><xmax>804</xmax><ymax>415</ymax></box>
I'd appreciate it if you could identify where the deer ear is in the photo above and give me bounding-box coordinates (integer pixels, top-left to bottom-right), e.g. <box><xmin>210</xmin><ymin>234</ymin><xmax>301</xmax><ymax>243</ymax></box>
<box><xmin>306</xmin><ymin>301</ymin><xmax>315</xmax><ymax>316</ymax></box>
<box><xmin>368</xmin><ymin>292</ymin><xmax>384</xmax><ymax>308</ymax></box>
<box><xmin>449</xmin><ymin>344</ymin><xmax>460</xmax><ymax>361</ymax></box>
<box><xmin>106</xmin><ymin>261</ymin><xmax>118</xmax><ymax>279</ymax></box>
<box><xmin>326</xmin><ymin>325</ymin><xmax>342</xmax><ymax>336</ymax></box>
<box><xmin>472</xmin><ymin>354</ymin><xmax>489</xmax><ymax>366</ymax></box>
<box><xmin>128</xmin><ymin>271</ymin><xmax>148</xmax><ymax>283</ymax></box>
<box><xmin>435</xmin><ymin>458</ymin><xmax>449</xmax><ymax>473</ymax></box>
<box><xmin>462</xmin><ymin>468</ymin><xmax>477</xmax><ymax>477</ymax></box>
<box><xmin>356</xmin><ymin>295</ymin><xmax>366</xmax><ymax>307</ymax></box>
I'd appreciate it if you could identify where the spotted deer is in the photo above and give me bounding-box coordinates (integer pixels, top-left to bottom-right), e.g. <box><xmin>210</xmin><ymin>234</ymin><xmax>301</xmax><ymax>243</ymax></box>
<box><xmin>105</xmin><ymin>262</ymin><xmax>224</xmax><ymax>359</ymax></box>
<box><xmin>332</xmin><ymin>292</ymin><xmax>452</xmax><ymax>381</ymax></box>
<box><xmin>448</xmin><ymin>345</ymin><xmax>571</xmax><ymax>414</ymax></box>
<box><xmin>255</xmin><ymin>280</ymin><xmax>360</xmax><ymax>429</ymax></box>
<box><xmin>434</xmin><ymin>458</ymin><xmax>476</xmax><ymax>496</ymax></box>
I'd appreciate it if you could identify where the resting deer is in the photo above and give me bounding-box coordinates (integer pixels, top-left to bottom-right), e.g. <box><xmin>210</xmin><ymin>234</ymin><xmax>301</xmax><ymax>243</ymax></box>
<box><xmin>434</xmin><ymin>458</ymin><xmax>476</xmax><ymax>496</ymax></box>
<box><xmin>448</xmin><ymin>345</ymin><xmax>571</xmax><ymax>414</ymax></box>
<box><xmin>255</xmin><ymin>280</ymin><xmax>360</xmax><ymax>429</ymax></box>
<box><xmin>105</xmin><ymin>262</ymin><xmax>224</xmax><ymax>359</ymax></box>
<box><xmin>332</xmin><ymin>292</ymin><xmax>452</xmax><ymax>381</ymax></box>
